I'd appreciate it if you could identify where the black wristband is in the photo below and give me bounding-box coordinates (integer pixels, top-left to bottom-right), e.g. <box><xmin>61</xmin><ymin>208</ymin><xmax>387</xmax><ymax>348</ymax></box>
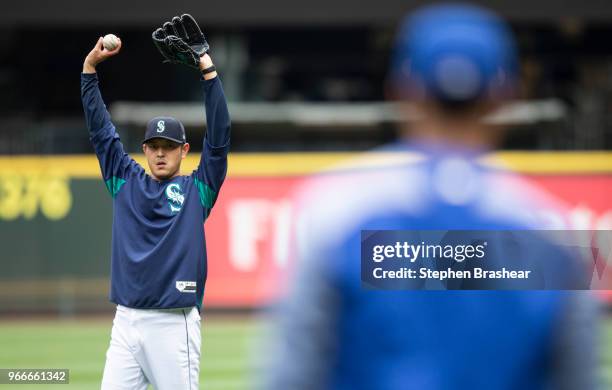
<box><xmin>201</xmin><ymin>65</ymin><xmax>216</xmax><ymax>75</ymax></box>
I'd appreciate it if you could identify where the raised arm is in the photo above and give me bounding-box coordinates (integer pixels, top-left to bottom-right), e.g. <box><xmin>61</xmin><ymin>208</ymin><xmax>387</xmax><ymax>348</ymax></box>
<box><xmin>194</xmin><ymin>54</ymin><xmax>231</xmax><ymax>217</ymax></box>
<box><xmin>81</xmin><ymin>37</ymin><xmax>141</xmax><ymax>197</ymax></box>
<box><xmin>150</xmin><ymin>14</ymin><xmax>230</xmax><ymax>215</ymax></box>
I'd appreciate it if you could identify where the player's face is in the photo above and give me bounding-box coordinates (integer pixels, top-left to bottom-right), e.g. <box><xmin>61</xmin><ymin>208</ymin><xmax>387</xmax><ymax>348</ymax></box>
<box><xmin>143</xmin><ymin>139</ymin><xmax>190</xmax><ymax>181</ymax></box>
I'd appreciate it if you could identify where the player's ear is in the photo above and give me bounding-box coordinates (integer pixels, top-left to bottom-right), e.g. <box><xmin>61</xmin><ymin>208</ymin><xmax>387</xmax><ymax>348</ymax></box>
<box><xmin>142</xmin><ymin>144</ymin><xmax>147</xmax><ymax>153</ymax></box>
<box><xmin>182</xmin><ymin>143</ymin><xmax>190</xmax><ymax>158</ymax></box>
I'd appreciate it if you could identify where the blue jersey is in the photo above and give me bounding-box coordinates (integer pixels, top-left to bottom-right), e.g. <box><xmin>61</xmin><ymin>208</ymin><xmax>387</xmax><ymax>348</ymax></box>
<box><xmin>81</xmin><ymin>73</ymin><xmax>230</xmax><ymax>310</ymax></box>
<box><xmin>267</xmin><ymin>142</ymin><xmax>596</xmax><ymax>390</ymax></box>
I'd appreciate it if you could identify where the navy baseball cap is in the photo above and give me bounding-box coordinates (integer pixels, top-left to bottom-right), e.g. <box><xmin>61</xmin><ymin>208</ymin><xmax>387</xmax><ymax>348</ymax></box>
<box><xmin>390</xmin><ymin>4</ymin><xmax>518</xmax><ymax>103</ymax></box>
<box><xmin>143</xmin><ymin>116</ymin><xmax>187</xmax><ymax>144</ymax></box>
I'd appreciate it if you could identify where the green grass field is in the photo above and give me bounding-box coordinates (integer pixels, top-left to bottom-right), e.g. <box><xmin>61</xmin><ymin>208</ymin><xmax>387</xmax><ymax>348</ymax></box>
<box><xmin>1</xmin><ymin>315</ymin><xmax>611</xmax><ymax>389</ymax></box>
<box><xmin>0</xmin><ymin>316</ymin><xmax>260</xmax><ymax>389</ymax></box>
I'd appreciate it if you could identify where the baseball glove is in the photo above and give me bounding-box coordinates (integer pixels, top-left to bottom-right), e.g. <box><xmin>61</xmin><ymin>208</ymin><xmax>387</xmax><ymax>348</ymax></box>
<box><xmin>152</xmin><ymin>14</ymin><xmax>209</xmax><ymax>69</ymax></box>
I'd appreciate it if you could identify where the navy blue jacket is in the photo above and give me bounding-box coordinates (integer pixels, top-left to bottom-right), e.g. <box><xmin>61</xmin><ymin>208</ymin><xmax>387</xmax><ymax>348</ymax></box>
<box><xmin>81</xmin><ymin>73</ymin><xmax>230</xmax><ymax>310</ymax></box>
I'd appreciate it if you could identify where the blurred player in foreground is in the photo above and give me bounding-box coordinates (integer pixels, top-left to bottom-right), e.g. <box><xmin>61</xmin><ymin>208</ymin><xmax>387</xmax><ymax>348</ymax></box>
<box><xmin>265</xmin><ymin>4</ymin><xmax>597</xmax><ymax>390</ymax></box>
<box><xmin>81</xmin><ymin>14</ymin><xmax>230</xmax><ymax>390</ymax></box>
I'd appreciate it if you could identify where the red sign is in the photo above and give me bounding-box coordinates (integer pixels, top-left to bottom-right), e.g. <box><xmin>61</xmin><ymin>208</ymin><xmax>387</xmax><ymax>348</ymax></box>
<box><xmin>203</xmin><ymin>174</ymin><xmax>612</xmax><ymax>307</ymax></box>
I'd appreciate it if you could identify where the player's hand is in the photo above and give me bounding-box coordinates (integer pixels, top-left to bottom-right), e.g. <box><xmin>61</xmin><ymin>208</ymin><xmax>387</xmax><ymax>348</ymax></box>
<box><xmin>199</xmin><ymin>54</ymin><xmax>217</xmax><ymax>80</ymax></box>
<box><xmin>83</xmin><ymin>37</ymin><xmax>122</xmax><ymax>74</ymax></box>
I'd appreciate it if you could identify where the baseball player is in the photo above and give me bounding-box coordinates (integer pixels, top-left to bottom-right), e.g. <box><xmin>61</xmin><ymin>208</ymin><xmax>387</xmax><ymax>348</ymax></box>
<box><xmin>80</xmin><ymin>14</ymin><xmax>229</xmax><ymax>390</ymax></box>
<box><xmin>265</xmin><ymin>4</ymin><xmax>597</xmax><ymax>390</ymax></box>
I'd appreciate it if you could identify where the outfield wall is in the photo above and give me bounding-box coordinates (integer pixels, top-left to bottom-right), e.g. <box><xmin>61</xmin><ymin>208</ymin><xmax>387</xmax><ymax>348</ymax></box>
<box><xmin>0</xmin><ymin>152</ymin><xmax>610</xmax><ymax>313</ymax></box>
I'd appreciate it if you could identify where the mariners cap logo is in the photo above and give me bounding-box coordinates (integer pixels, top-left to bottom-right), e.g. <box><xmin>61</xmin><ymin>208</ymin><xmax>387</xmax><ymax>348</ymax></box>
<box><xmin>143</xmin><ymin>116</ymin><xmax>186</xmax><ymax>144</ymax></box>
<box><xmin>156</xmin><ymin>120</ymin><xmax>165</xmax><ymax>133</ymax></box>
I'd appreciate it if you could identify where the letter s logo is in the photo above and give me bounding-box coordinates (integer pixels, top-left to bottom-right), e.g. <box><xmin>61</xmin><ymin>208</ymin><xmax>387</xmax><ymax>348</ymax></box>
<box><xmin>156</xmin><ymin>120</ymin><xmax>165</xmax><ymax>133</ymax></box>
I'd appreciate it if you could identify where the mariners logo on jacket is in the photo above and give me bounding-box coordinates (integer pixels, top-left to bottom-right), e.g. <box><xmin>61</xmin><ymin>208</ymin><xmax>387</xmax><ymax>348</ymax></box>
<box><xmin>165</xmin><ymin>183</ymin><xmax>185</xmax><ymax>213</ymax></box>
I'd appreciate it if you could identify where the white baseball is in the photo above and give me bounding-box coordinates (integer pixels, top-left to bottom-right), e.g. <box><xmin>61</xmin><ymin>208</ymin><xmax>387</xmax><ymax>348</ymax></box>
<box><xmin>103</xmin><ymin>34</ymin><xmax>119</xmax><ymax>50</ymax></box>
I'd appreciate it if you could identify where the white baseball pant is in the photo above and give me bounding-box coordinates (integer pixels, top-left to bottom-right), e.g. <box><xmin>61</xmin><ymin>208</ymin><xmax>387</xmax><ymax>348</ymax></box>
<box><xmin>101</xmin><ymin>305</ymin><xmax>201</xmax><ymax>390</ymax></box>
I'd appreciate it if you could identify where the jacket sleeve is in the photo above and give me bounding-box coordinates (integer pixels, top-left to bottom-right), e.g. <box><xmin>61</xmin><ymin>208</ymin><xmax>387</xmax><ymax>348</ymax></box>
<box><xmin>81</xmin><ymin>73</ymin><xmax>142</xmax><ymax>197</ymax></box>
<box><xmin>193</xmin><ymin>76</ymin><xmax>231</xmax><ymax>218</ymax></box>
